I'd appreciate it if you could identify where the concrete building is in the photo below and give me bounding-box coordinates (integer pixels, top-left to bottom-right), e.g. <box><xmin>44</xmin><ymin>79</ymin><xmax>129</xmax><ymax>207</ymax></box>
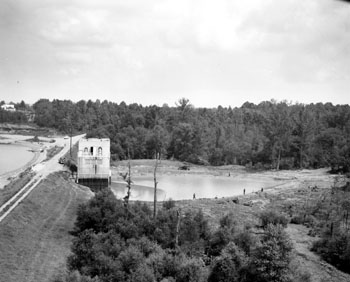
<box><xmin>77</xmin><ymin>138</ymin><xmax>111</xmax><ymax>190</ymax></box>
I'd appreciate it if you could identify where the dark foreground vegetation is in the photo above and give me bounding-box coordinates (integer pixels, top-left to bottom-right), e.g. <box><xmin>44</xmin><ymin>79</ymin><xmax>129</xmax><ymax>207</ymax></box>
<box><xmin>308</xmin><ymin>180</ymin><xmax>350</xmax><ymax>273</ymax></box>
<box><xmin>268</xmin><ymin>175</ymin><xmax>350</xmax><ymax>276</ymax></box>
<box><xmin>2</xmin><ymin>99</ymin><xmax>350</xmax><ymax>171</ymax></box>
<box><xmin>53</xmin><ymin>188</ymin><xmax>312</xmax><ymax>282</ymax></box>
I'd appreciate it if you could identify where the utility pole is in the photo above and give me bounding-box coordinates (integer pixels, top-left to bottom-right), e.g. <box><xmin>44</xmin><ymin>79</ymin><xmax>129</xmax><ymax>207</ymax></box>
<box><xmin>70</xmin><ymin>125</ymin><xmax>72</xmax><ymax>158</ymax></box>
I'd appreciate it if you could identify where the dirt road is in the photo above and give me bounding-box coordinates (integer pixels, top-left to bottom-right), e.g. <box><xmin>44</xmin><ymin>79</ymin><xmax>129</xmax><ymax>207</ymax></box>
<box><xmin>0</xmin><ymin>134</ymin><xmax>85</xmax><ymax>223</ymax></box>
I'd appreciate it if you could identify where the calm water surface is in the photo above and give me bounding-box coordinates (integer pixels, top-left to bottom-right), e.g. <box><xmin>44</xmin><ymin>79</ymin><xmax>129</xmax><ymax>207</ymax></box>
<box><xmin>112</xmin><ymin>174</ymin><xmax>281</xmax><ymax>201</ymax></box>
<box><xmin>0</xmin><ymin>144</ymin><xmax>35</xmax><ymax>175</ymax></box>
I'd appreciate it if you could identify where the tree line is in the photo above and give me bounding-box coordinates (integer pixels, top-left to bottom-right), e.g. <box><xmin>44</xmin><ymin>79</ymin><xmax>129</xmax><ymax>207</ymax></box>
<box><xmin>0</xmin><ymin>100</ymin><xmax>29</xmax><ymax>123</ymax></box>
<box><xmin>3</xmin><ymin>98</ymin><xmax>350</xmax><ymax>171</ymax></box>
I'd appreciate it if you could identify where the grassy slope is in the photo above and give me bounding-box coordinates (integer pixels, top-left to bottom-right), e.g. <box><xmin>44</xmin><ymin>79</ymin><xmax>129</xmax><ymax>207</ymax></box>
<box><xmin>0</xmin><ymin>172</ymin><xmax>92</xmax><ymax>282</ymax></box>
<box><xmin>0</xmin><ymin>171</ymin><xmax>33</xmax><ymax>207</ymax></box>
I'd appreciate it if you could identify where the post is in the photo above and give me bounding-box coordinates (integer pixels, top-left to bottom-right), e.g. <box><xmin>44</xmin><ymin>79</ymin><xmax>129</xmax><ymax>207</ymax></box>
<box><xmin>70</xmin><ymin>125</ymin><xmax>72</xmax><ymax>158</ymax></box>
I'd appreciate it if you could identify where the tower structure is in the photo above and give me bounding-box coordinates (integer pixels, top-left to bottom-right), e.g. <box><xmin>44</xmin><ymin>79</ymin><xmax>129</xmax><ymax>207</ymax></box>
<box><xmin>77</xmin><ymin>138</ymin><xmax>111</xmax><ymax>190</ymax></box>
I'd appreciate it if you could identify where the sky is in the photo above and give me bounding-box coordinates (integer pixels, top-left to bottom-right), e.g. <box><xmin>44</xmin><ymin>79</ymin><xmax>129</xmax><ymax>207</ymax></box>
<box><xmin>0</xmin><ymin>0</ymin><xmax>349</xmax><ymax>108</ymax></box>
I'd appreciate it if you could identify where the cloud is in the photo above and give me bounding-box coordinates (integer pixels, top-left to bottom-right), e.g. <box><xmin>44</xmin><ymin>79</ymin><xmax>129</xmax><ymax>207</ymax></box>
<box><xmin>240</xmin><ymin>0</ymin><xmax>350</xmax><ymax>83</ymax></box>
<box><xmin>0</xmin><ymin>0</ymin><xmax>349</xmax><ymax>106</ymax></box>
<box><xmin>37</xmin><ymin>8</ymin><xmax>114</xmax><ymax>47</ymax></box>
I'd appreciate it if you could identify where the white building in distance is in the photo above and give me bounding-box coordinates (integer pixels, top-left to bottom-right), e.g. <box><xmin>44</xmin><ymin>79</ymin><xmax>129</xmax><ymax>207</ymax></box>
<box><xmin>1</xmin><ymin>104</ymin><xmax>16</xmax><ymax>112</ymax></box>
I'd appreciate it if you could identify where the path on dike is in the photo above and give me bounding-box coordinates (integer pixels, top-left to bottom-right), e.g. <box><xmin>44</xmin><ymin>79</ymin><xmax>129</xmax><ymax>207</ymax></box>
<box><xmin>0</xmin><ymin>134</ymin><xmax>85</xmax><ymax>223</ymax></box>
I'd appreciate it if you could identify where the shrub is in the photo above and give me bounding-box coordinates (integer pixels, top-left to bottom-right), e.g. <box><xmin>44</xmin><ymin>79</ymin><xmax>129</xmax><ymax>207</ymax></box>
<box><xmin>233</xmin><ymin>227</ymin><xmax>257</xmax><ymax>256</ymax></box>
<box><xmin>129</xmin><ymin>263</ymin><xmax>156</xmax><ymax>282</ymax></box>
<box><xmin>247</xmin><ymin>224</ymin><xmax>293</xmax><ymax>282</ymax></box>
<box><xmin>207</xmin><ymin>212</ymin><xmax>238</xmax><ymax>257</ymax></box>
<box><xmin>260</xmin><ymin>210</ymin><xmax>288</xmax><ymax>228</ymax></box>
<box><xmin>290</xmin><ymin>215</ymin><xmax>303</xmax><ymax>224</ymax></box>
<box><xmin>179</xmin><ymin>210</ymin><xmax>210</xmax><ymax>256</ymax></box>
<box><xmin>208</xmin><ymin>242</ymin><xmax>248</xmax><ymax>282</ymax></box>
<box><xmin>74</xmin><ymin>188</ymin><xmax>123</xmax><ymax>234</ymax></box>
<box><xmin>163</xmin><ymin>198</ymin><xmax>176</xmax><ymax>210</ymax></box>
<box><xmin>118</xmin><ymin>245</ymin><xmax>145</xmax><ymax>274</ymax></box>
<box><xmin>312</xmin><ymin>232</ymin><xmax>350</xmax><ymax>273</ymax></box>
<box><xmin>176</xmin><ymin>257</ymin><xmax>207</xmax><ymax>282</ymax></box>
<box><xmin>154</xmin><ymin>209</ymin><xmax>179</xmax><ymax>248</ymax></box>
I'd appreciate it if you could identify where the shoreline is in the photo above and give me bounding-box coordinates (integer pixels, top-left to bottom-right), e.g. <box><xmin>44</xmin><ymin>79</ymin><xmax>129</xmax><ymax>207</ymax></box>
<box><xmin>110</xmin><ymin>160</ymin><xmax>335</xmax><ymax>202</ymax></box>
<box><xmin>0</xmin><ymin>133</ymin><xmax>71</xmax><ymax>189</ymax></box>
<box><xmin>0</xmin><ymin>143</ymin><xmax>42</xmax><ymax>188</ymax></box>
<box><xmin>0</xmin><ymin>135</ymin><xmax>49</xmax><ymax>188</ymax></box>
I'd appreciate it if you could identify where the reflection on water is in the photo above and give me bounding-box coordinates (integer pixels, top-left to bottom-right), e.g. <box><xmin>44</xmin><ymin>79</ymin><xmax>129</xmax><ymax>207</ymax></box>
<box><xmin>111</xmin><ymin>174</ymin><xmax>280</xmax><ymax>201</ymax></box>
<box><xmin>111</xmin><ymin>182</ymin><xmax>166</xmax><ymax>202</ymax></box>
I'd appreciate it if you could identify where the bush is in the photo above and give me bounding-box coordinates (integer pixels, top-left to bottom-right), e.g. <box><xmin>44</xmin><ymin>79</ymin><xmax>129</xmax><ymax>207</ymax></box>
<box><xmin>74</xmin><ymin>188</ymin><xmax>123</xmax><ymax>234</ymax></box>
<box><xmin>312</xmin><ymin>232</ymin><xmax>350</xmax><ymax>273</ymax></box>
<box><xmin>247</xmin><ymin>224</ymin><xmax>293</xmax><ymax>282</ymax></box>
<box><xmin>176</xmin><ymin>257</ymin><xmax>207</xmax><ymax>282</ymax></box>
<box><xmin>290</xmin><ymin>215</ymin><xmax>303</xmax><ymax>224</ymax></box>
<box><xmin>207</xmin><ymin>212</ymin><xmax>238</xmax><ymax>257</ymax></box>
<box><xmin>163</xmin><ymin>198</ymin><xmax>176</xmax><ymax>210</ymax></box>
<box><xmin>260</xmin><ymin>210</ymin><xmax>289</xmax><ymax>228</ymax></box>
<box><xmin>208</xmin><ymin>242</ymin><xmax>248</xmax><ymax>282</ymax></box>
<box><xmin>233</xmin><ymin>227</ymin><xmax>257</xmax><ymax>256</ymax></box>
<box><xmin>179</xmin><ymin>210</ymin><xmax>210</xmax><ymax>256</ymax></box>
<box><xmin>118</xmin><ymin>245</ymin><xmax>145</xmax><ymax>274</ymax></box>
<box><xmin>129</xmin><ymin>263</ymin><xmax>156</xmax><ymax>282</ymax></box>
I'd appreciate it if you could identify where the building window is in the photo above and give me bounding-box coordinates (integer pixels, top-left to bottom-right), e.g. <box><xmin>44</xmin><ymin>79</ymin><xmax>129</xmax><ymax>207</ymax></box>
<box><xmin>84</xmin><ymin>147</ymin><xmax>88</xmax><ymax>154</ymax></box>
<box><xmin>90</xmin><ymin>147</ymin><xmax>94</xmax><ymax>155</ymax></box>
<box><xmin>98</xmin><ymin>147</ymin><xmax>102</xmax><ymax>155</ymax></box>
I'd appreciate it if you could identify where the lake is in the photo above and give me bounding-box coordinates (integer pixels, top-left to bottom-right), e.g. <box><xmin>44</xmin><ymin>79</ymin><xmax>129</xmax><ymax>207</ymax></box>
<box><xmin>0</xmin><ymin>144</ymin><xmax>35</xmax><ymax>176</ymax></box>
<box><xmin>111</xmin><ymin>174</ymin><xmax>282</xmax><ymax>201</ymax></box>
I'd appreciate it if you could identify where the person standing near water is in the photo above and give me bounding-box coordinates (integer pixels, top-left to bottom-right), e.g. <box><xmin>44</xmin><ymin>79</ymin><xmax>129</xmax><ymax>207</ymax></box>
<box><xmin>243</xmin><ymin>188</ymin><xmax>245</xmax><ymax>195</ymax></box>
<box><xmin>193</xmin><ymin>193</ymin><xmax>196</xmax><ymax>200</ymax></box>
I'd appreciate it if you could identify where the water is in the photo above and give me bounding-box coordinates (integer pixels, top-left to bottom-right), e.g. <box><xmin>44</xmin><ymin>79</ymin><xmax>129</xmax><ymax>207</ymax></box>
<box><xmin>111</xmin><ymin>174</ymin><xmax>281</xmax><ymax>201</ymax></box>
<box><xmin>0</xmin><ymin>144</ymin><xmax>35</xmax><ymax>176</ymax></box>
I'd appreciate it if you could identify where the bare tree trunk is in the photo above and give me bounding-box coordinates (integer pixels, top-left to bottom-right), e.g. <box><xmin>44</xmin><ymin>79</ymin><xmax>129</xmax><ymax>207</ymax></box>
<box><xmin>299</xmin><ymin>145</ymin><xmax>303</xmax><ymax>169</ymax></box>
<box><xmin>276</xmin><ymin>147</ymin><xmax>281</xmax><ymax>170</ymax></box>
<box><xmin>330</xmin><ymin>222</ymin><xmax>334</xmax><ymax>238</ymax></box>
<box><xmin>124</xmin><ymin>150</ymin><xmax>132</xmax><ymax>214</ymax></box>
<box><xmin>127</xmin><ymin>157</ymin><xmax>131</xmax><ymax>201</ymax></box>
<box><xmin>153</xmin><ymin>152</ymin><xmax>159</xmax><ymax>219</ymax></box>
<box><xmin>346</xmin><ymin>210</ymin><xmax>349</xmax><ymax>233</ymax></box>
<box><xmin>175</xmin><ymin>209</ymin><xmax>181</xmax><ymax>248</ymax></box>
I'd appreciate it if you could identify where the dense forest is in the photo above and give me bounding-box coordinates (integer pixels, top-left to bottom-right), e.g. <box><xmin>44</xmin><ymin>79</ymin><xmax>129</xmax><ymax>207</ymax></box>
<box><xmin>2</xmin><ymin>98</ymin><xmax>350</xmax><ymax>171</ymax></box>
